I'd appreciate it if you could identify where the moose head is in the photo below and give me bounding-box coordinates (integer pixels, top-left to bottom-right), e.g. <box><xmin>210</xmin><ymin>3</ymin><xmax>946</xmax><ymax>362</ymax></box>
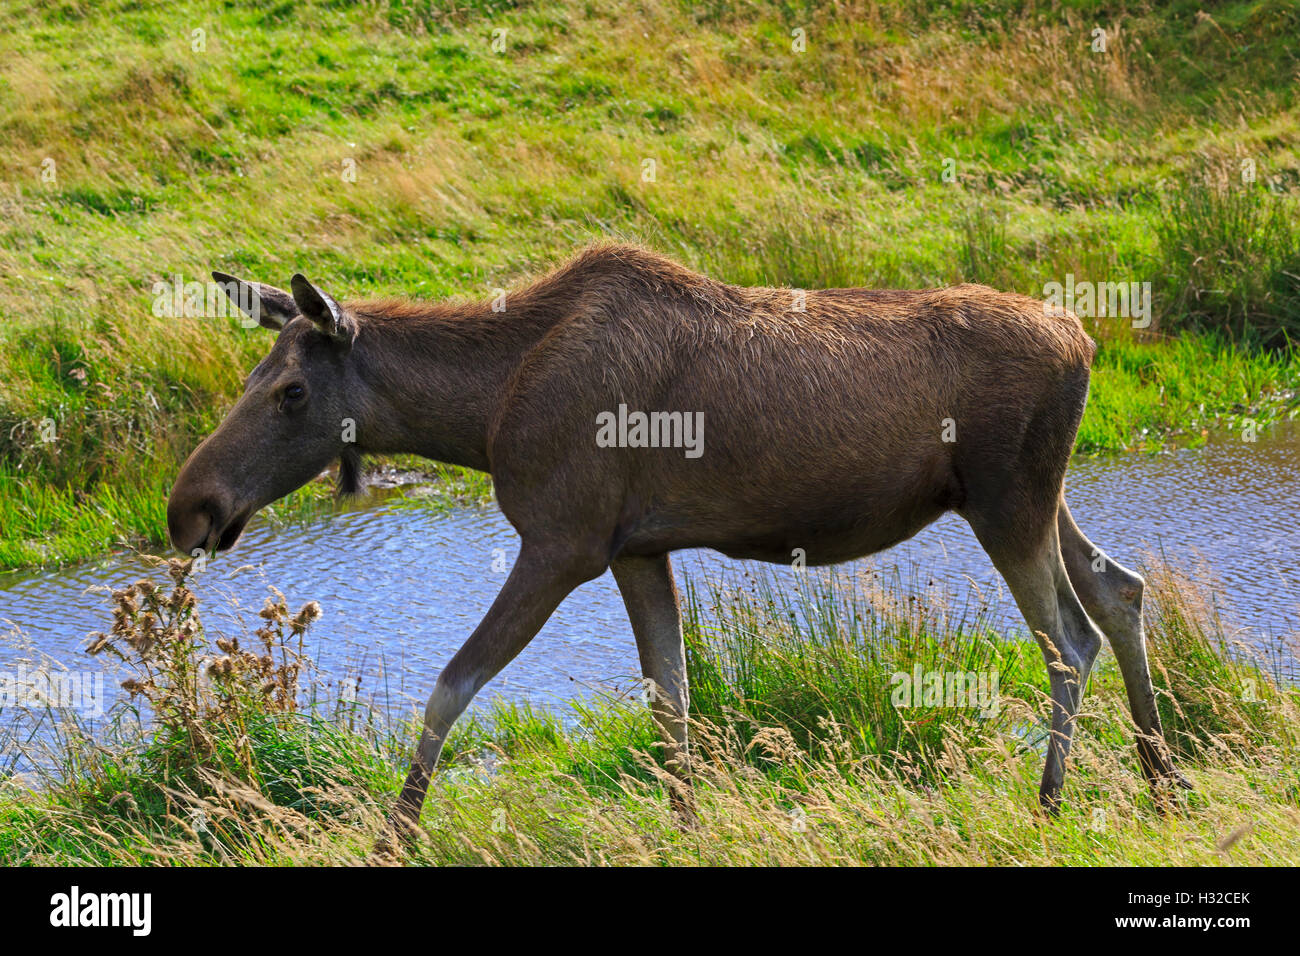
<box><xmin>166</xmin><ymin>274</ymin><xmax>364</xmax><ymax>557</ymax></box>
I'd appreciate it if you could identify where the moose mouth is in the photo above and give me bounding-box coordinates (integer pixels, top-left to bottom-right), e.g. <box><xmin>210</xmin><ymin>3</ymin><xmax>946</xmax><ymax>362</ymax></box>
<box><xmin>201</xmin><ymin>509</ymin><xmax>251</xmax><ymax>555</ymax></box>
<box><xmin>217</xmin><ymin>513</ymin><xmax>250</xmax><ymax>552</ymax></box>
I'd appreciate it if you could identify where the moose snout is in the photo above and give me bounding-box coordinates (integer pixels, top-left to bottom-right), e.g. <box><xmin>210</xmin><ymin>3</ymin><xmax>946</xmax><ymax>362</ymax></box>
<box><xmin>167</xmin><ymin>487</ymin><xmax>215</xmax><ymax>555</ymax></box>
<box><xmin>167</xmin><ymin>484</ymin><xmax>247</xmax><ymax>555</ymax></box>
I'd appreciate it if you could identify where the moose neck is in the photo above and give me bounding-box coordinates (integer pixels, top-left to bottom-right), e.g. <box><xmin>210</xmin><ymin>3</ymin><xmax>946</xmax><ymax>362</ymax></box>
<box><xmin>348</xmin><ymin>298</ymin><xmax>555</xmax><ymax>472</ymax></box>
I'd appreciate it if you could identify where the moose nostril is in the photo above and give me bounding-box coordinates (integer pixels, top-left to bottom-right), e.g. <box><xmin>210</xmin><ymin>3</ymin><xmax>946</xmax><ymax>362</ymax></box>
<box><xmin>167</xmin><ymin>493</ymin><xmax>222</xmax><ymax>555</ymax></box>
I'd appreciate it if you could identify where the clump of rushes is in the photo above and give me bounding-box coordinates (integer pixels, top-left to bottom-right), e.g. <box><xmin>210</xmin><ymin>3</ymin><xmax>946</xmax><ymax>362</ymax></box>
<box><xmin>1154</xmin><ymin>179</ymin><xmax>1300</xmax><ymax>348</ymax></box>
<box><xmin>1141</xmin><ymin>561</ymin><xmax>1298</xmax><ymax>761</ymax></box>
<box><xmin>681</xmin><ymin>569</ymin><xmax>1046</xmax><ymax>787</ymax></box>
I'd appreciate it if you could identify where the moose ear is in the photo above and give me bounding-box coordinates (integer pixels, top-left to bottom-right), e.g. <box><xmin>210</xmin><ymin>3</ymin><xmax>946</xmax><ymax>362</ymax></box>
<box><xmin>290</xmin><ymin>274</ymin><xmax>354</xmax><ymax>345</ymax></box>
<box><xmin>211</xmin><ymin>272</ymin><xmax>297</xmax><ymax>331</ymax></box>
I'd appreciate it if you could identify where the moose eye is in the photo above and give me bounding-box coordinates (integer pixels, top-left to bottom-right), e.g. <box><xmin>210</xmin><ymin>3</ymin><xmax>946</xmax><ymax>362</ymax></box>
<box><xmin>282</xmin><ymin>384</ymin><xmax>306</xmax><ymax>405</ymax></box>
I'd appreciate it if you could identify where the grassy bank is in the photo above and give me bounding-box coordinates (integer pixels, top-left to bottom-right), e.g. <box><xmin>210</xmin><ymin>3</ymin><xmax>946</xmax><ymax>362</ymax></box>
<box><xmin>0</xmin><ymin>557</ymin><xmax>1295</xmax><ymax>866</ymax></box>
<box><xmin>0</xmin><ymin>0</ymin><xmax>1298</xmax><ymax>570</ymax></box>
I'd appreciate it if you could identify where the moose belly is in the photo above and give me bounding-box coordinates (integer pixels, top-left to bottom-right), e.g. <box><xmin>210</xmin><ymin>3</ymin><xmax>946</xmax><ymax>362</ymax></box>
<box><xmin>714</xmin><ymin>499</ymin><xmax>949</xmax><ymax>566</ymax></box>
<box><xmin>621</xmin><ymin>474</ymin><xmax>957</xmax><ymax>567</ymax></box>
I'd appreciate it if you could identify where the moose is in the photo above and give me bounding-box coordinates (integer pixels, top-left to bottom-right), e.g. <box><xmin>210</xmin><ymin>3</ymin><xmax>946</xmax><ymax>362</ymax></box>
<box><xmin>168</xmin><ymin>244</ymin><xmax>1188</xmax><ymax>849</ymax></box>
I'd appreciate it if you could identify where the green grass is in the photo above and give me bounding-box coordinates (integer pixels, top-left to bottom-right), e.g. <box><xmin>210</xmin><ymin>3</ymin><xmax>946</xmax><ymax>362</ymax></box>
<box><xmin>0</xmin><ymin>0</ymin><xmax>1297</xmax><ymax>569</ymax></box>
<box><xmin>1080</xmin><ymin>332</ymin><xmax>1298</xmax><ymax>452</ymax></box>
<box><xmin>682</xmin><ymin>570</ymin><xmax>1045</xmax><ymax>782</ymax></box>
<box><xmin>1</xmin><ymin>556</ymin><xmax>1295</xmax><ymax>866</ymax></box>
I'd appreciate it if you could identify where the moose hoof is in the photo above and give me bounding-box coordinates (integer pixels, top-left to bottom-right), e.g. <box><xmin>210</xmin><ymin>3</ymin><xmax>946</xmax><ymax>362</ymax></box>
<box><xmin>1136</xmin><ymin>739</ymin><xmax>1192</xmax><ymax>811</ymax></box>
<box><xmin>1147</xmin><ymin>771</ymin><xmax>1194</xmax><ymax>815</ymax></box>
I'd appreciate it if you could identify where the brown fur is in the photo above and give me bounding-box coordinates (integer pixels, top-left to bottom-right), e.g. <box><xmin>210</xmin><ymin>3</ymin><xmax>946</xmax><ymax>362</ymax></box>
<box><xmin>168</xmin><ymin>243</ymin><xmax>1184</xmax><ymax>852</ymax></box>
<box><xmin>345</xmin><ymin>245</ymin><xmax>1094</xmax><ymax>563</ymax></box>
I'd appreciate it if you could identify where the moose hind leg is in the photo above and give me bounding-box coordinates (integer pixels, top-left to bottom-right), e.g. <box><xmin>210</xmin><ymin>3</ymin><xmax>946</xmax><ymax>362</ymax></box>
<box><xmin>611</xmin><ymin>553</ymin><xmax>694</xmax><ymax>819</ymax></box>
<box><xmin>1057</xmin><ymin>500</ymin><xmax>1191</xmax><ymax>797</ymax></box>
<box><xmin>971</xmin><ymin>518</ymin><xmax>1103</xmax><ymax>814</ymax></box>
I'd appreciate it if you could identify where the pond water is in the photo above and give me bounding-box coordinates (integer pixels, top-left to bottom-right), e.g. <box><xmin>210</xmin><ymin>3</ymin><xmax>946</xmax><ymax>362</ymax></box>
<box><xmin>1</xmin><ymin>425</ymin><xmax>1297</xmax><ymax>752</ymax></box>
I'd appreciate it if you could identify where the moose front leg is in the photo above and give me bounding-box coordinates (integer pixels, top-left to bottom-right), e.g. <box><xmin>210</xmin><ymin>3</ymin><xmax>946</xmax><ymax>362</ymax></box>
<box><xmin>375</xmin><ymin>541</ymin><xmax>603</xmax><ymax>857</ymax></box>
<box><xmin>610</xmin><ymin>553</ymin><xmax>694</xmax><ymax>821</ymax></box>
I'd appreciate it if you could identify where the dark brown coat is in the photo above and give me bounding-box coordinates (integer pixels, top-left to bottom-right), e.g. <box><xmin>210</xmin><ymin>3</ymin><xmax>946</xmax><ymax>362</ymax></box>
<box><xmin>168</xmin><ymin>244</ymin><xmax>1185</xmax><ymax>852</ymax></box>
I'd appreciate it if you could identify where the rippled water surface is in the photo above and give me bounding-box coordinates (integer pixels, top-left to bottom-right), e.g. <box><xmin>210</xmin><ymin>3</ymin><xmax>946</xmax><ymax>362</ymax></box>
<box><xmin>2</xmin><ymin>427</ymin><xmax>1297</xmax><ymax>733</ymax></box>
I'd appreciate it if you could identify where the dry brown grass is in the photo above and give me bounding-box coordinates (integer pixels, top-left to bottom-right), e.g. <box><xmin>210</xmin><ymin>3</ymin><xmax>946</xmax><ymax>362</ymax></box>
<box><xmin>1</xmin><ymin>553</ymin><xmax>1295</xmax><ymax>866</ymax></box>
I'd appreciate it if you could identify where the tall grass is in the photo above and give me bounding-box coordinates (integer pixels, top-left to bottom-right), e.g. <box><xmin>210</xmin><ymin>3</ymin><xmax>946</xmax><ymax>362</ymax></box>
<box><xmin>1</xmin><ymin>555</ymin><xmax>1295</xmax><ymax>865</ymax></box>
<box><xmin>1142</xmin><ymin>562</ymin><xmax>1295</xmax><ymax>759</ymax></box>
<box><xmin>1155</xmin><ymin>181</ymin><xmax>1300</xmax><ymax>347</ymax></box>
<box><xmin>683</xmin><ymin>569</ymin><xmax>1045</xmax><ymax>781</ymax></box>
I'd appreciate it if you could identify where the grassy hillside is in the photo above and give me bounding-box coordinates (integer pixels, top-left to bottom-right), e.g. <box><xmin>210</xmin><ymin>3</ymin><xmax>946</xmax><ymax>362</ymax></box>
<box><xmin>1</xmin><ymin>0</ymin><xmax>1298</xmax><ymax>569</ymax></box>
